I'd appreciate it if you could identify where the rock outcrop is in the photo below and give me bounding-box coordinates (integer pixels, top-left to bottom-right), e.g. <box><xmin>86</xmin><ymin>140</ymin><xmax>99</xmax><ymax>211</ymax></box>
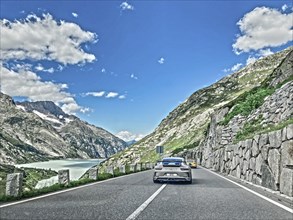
<box><xmin>194</xmin><ymin>51</ymin><xmax>293</xmax><ymax>196</ymax></box>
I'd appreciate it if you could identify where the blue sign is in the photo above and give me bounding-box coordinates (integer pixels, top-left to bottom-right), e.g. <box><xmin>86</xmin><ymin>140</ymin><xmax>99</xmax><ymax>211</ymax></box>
<box><xmin>156</xmin><ymin>146</ymin><xmax>164</xmax><ymax>154</ymax></box>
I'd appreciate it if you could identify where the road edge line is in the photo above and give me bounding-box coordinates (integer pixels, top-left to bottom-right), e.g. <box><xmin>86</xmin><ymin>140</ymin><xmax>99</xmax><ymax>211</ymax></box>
<box><xmin>200</xmin><ymin>166</ymin><xmax>293</xmax><ymax>214</ymax></box>
<box><xmin>126</xmin><ymin>184</ymin><xmax>167</xmax><ymax>220</ymax></box>
<box><xmin>0</xmin><ymin>170</ymin><xmax>151</xmax><ymax>208</ymax></box>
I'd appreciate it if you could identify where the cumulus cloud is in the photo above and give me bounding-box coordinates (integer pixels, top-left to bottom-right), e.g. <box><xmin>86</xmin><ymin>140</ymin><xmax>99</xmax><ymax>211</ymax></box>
<box><xmin>80</xmin><ymin>107</ymin><xmax>92</xmax><ymax>113</ymax></box>
<box><xmin>246</xmin><ymin>56</ymin><xmax>258</xmax><ymax>66</ymax></box>
<box><xmin>233</xmin><ymin>6</ymin><xmax>292</xmax><ymax>54</ymax></box>
<box><xmin>130</xmin><ymin>74</ymin><xmax>138</xmax><ymax>80</ymax></box>
<box><xmin>223</xmin><ymin>63</ymin><xmax>243</xmax><ymax>73</ymax></box>
<box><xmin>72</xmin><ymin>12</ymin><xmax>78</xmax><ymax>18</ymax></box>
<box><xmin>258</xmin><ymin>48</ymin><xmax>274</xmax><ymax>57</ymax></box>
<box><xmin>1</xmin><ymin>13</ymin><xmax>97</xmax><ymax>65</ymax></box>
<box><xmin>120</xmin><ymin>2</ymin><xmax>134</xmax><ymax>11</ymax></box>
<box><xmin>1</xmin><ymin>64</ymin><xmax>84</xmax><ymax>114</ymax></box>
<box><xmin>35</xmin><ymin>63</ymin><xmax>54</xmax><ymax>73</ymax></box>
<box><xmin>158</xmin><ymin>57</ymin><xmax>165</xmax><ymax>64</ymax></box>
<box><xmin>116</xmin><ymin>130</ymin><xmax>145</xmax><ymax>142</ymax></box>
<box><xmin>0</xmin><ymin>13</ymin><xmax>98</xmax><ymax>115</ymax></box>
<box><xmin>282</xmin><ymin>4</ymin><xmax>288</xmax><ymax>11</ymax></box>
<box><xmin>231</xmin><ymin>63</ymin><xmax>243</xmax><ymax>72</ymax></box>
<box><xmin>83</xmin><ymin>91</ymin><xmax>126</xmax><ymax>99</ymax></box>
<box><xmin>85</xmin><ymin>91</ymin><xmax>105</xmax><ymax>97</ymax></box>
<box><xmin>106</xmin><ymin>92</ymin><xmax>119</xmax><ymax>98</ymax></box>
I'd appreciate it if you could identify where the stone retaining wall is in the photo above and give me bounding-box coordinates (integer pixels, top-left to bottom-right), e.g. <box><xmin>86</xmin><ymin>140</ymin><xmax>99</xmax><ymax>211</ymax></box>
<box><xmin>199</xmin><ymin>125</ymin><xmax>293</xmax><ymax>197</ymax></box>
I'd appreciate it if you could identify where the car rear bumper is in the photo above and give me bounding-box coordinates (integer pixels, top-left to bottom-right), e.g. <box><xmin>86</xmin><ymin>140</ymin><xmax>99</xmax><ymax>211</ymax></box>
<box><xmin>154</xmin><ymin>176</ymin><xmax>192</xmax><ymax>182</ymax></box>
<box><xmin>153</xmin><ymin>172</ymin><xmax>192</xmax><ymax>182</ymax></box>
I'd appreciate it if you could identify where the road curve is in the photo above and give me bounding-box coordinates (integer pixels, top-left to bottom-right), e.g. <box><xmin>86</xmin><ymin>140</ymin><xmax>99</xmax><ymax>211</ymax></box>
<box><xmin>1</xmin><ymin>168</ymin><xmax>292</xmax><ymax>220</ymax></box>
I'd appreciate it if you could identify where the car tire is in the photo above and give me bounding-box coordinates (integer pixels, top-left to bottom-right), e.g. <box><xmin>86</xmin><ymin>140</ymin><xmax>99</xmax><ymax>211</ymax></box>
<box><xmin>153</xmin><ymin>179</ymin><xmax>159</xmax><ymax>183</ymax></box>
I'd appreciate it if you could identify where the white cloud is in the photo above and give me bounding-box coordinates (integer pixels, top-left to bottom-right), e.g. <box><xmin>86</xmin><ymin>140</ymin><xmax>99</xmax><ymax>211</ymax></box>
<box><xmin>158</xmin><ymin>57</ymin><xmax>165</xmax><ymax>64</ymax></box>
<box><xmin>1</xmin><ymin>13</ymin><xmax>97</xmax><ymax>65</ymax></box>
<box><xmin>116</xmin><ymin>130</ymin><xmax>145</xmax><ymax>142</ymax></box>
<box><xmin>282</xmin><ymin>4</ymin><xmax>288</xmax><ymax>11</ymax></box>
<box><xmin>72</xmin><ymin>12</ymin><xmax>78</xmax><ymax>18</ymax></box>
<box><xmin>1</xmin><ymin>64</ymin><xmax>83</xmax><ymax>114</ymax></box>
<box><xmin>101</xmin><ymin>68</ymin><xmax>106</xmax><ymax>73</ymax></box>
<box><xmin>35</xmin><ymin>64</ymin><xmax>55</xmax><ymax>73</ymax></box>
<box><xmin>258</xmin><ymin>48</ymin><xmax>274</xmax><ymax>57</ymax></box>
<box><xmin>57</xmin><ymin>64</ymin><xmax>64</xmax><ymax>71</ymax></box>
<box><xmin>130</xmin><ymin>74</ymin><xmax>138</xmax><ymax>80</ymax></box>
<box><xmin>106</xmin><ymin>92</ymin><xmax>119</xmax><ymax>98</ymax></box>
<box><xmin>85</xmin><ymin>91</ymin><xmax>105</xmax><ymax>97</ymax></box>
<box><xmin>80</xmin><ymin>107</ymin><xmax>92</xmax><ymax>113</ymax></box>
<box><xmin>120</xmin><ymin>2</ymin><xmax>134</xmax><ymax>11</ymax></box>
<box><xmin>246</xmin><ymin>56</ymin><xmax>258</xmax><ymax>66</ymax></box>
<box><xmin>233</xmin><ymin>7</ymin><xmax>293</xmax><ymax>54</ymax></box>
<box><xmin>83</xmin><ymin>91</ymin><xmax>126</xmax><ymax>99</ymax></box>
<box><xmin>223</xmin><ymin>63</ymin><xmax>243</xmax><ymax>73</ymax></box>
<box><xmin>231</xmin><ymin>63</ymin><xmax>243</xmax><ymax>72</ymax></box>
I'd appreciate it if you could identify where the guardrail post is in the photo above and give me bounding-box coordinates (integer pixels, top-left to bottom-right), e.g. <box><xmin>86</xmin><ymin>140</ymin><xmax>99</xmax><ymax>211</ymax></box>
<box><xmin>88</xmin><ymin>168</ymin><xmax>99</xmax><ymax>180</ymax></box>
<box><xmin>130</xmin><ymin>164</ymin><xmax>136</xmax><ymax>172</ymax></box>
<box><xmin>106</xmin><ymin>166</ymin><xmax>114</xmax><ymax>176</ymax></box>
<box><xmin>136</xmin><ymin>163</ymin><xmax>141</xmax><ymax>171</ymax></box>
<box><xmin>146</xmin><ymin>163</ymin><xmax>151</xmax><ymax>169</ymax></box>
<box><xmin>119</xmin><ymin>165</ymin><xmax>126</xmax><ymax>174</ymax></box>
<box><xmin>6</xmin><ymin>173</ymin><xmax>23</xmax><ymax>197</ymax></box>
<box><xmin>58</xmin><ymin>169</ymin><xmax>70</xmax><ymax>186</ymax></box>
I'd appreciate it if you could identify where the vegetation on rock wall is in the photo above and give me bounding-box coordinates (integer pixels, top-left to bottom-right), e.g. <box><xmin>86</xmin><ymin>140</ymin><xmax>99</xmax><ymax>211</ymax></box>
<box><xmin>220</xmin><ymin>86</ymin><xmax>275</xmax><ymax>126</ymax></box>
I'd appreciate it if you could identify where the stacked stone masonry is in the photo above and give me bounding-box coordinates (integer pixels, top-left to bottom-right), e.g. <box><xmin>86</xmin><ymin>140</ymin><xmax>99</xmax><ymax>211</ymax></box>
<box><xmin>200</xmin><ymin>124</ymin><xmax>293</xmax><ymax>197</ymax></box>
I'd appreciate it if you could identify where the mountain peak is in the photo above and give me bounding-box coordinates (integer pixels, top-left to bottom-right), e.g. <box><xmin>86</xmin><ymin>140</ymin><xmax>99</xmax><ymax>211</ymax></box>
<box><xmin>17</xmin><ymin>101</ymin><xmax>67</xmax><ymax>118</ymax></box>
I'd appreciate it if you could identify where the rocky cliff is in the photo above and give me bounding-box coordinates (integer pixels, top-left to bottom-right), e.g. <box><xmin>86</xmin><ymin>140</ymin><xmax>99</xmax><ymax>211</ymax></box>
<box><xmin>0</xmin><ymin>96</ymin><xmax>127</xmax><ymax>164</ymax></box>
<box><xmin>190</xmin><ymin>49</ymin><xmax>293</xmax><ymax>196</ymax></box>
<box><xmin>102</xmin><ymin>47</ymin><xmax>292</xmax><ymax>168</ymax></box>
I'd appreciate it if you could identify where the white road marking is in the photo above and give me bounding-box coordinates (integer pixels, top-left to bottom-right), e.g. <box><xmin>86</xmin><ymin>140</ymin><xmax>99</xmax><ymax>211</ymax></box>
<box><xmin>0</xmin><ymin>170</ymin><xmax>150</xmax><ymax>208</ymax></box>
<box><xmin>126</xmin><ymin>184</ymin><xmax>167</xmax><ymax>220</ymax></box>
<box><xmin>201</xmin><ymin>166</ymin><xmax>293</xmax><ymax>214</ymax></box>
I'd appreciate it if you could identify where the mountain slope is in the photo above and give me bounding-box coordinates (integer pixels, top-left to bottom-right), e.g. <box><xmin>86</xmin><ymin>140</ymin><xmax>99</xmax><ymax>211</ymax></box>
<box><xmin>102</xmin><ymin>47</ymin><xmax>292</xmax><ymax>167</ymax></box>
<box><xmin>0</xmin><ymin>96</ymin><xmax>127</xmax><ymax>164</ymax></box>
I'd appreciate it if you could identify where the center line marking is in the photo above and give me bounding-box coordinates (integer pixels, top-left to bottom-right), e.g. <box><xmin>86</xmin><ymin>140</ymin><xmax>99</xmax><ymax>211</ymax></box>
<box><xmin>126</xmin><ymin>184</ymin><xmax>167</xmax><ymax>220</ymax></box>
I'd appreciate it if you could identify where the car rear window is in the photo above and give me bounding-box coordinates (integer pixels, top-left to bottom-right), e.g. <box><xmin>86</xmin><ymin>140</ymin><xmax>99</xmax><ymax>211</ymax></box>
<box><xmin>162</xmin><ymin>159</ymin><xmax>183</xmax><ymax>167</ymax></box>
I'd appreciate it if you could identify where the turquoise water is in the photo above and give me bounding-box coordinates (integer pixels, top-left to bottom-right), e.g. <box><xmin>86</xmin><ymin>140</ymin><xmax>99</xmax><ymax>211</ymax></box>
<box><xmin>16</xmin><ymin>159</ymin><xmax>104</xmax><ymax>180</ymax></box>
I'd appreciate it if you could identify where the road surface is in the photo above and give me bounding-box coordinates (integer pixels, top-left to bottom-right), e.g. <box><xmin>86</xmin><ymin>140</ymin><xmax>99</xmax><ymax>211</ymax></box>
<box><xmin>0</xmin><ymin>167</ymin><xmax>292</xmax><ymax>220</ymax></box>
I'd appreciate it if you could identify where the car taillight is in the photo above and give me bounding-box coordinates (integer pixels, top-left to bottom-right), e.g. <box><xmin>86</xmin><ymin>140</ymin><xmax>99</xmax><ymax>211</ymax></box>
<box><xmin>180</xmin><ymin>167</ymin><xmax>190</xmax><ymax>170</ymax></box>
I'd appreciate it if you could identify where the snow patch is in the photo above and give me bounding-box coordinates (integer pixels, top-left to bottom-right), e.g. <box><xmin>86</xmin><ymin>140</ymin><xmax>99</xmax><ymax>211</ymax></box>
<box><xmin>15</xmin><ymin>105</ymin><xmax>26</xmax><ymax>111</ymax></box>
<box><xmin>33</xmin><ymin>110</ymin><xmax>63</xmax><ymax>125</ymax></box>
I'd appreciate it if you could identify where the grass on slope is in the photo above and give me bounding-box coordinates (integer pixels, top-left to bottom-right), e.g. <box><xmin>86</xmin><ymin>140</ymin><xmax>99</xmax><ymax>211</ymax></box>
<box><xmin>235</xmin><ymin>117</ymin><xmax>293</xmax><ymax>142</ymax></box>
<box><xmin>219</xmin><ymin>86</ymin><xmax>275</xmax><ymax>126</ymax></box>
<box><xmin>0</xmin><ymin>164</ymin><xmax>57</xmax><ymax>197</ymax></box>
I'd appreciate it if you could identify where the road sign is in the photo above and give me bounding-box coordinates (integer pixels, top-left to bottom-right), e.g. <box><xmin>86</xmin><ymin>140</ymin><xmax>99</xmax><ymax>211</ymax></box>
<box><xmin>156</xmin><ymin>146</ymin><xmax>164</xmax><ymax>154</ymax></box>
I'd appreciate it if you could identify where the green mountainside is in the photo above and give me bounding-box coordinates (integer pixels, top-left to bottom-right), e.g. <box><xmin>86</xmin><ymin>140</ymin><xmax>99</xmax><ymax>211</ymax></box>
<box><xmin>102</xmin><ymin>47</ymin><xmax>293</xmax><ymax>168</ymax></box>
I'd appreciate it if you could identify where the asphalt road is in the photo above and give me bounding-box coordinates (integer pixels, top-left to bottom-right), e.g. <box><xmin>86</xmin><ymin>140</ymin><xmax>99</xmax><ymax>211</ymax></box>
<box><xmin>0</xmin><ymin>167</ymin><xmax>292</xmax><ymax>220</ymax></box>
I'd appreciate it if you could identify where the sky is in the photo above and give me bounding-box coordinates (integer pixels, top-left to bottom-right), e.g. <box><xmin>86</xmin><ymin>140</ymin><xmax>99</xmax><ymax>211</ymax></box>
<box><xmin>0</xmin><ymin>1</ymin><xmax>292</xmax><ymax>141</ymax></box>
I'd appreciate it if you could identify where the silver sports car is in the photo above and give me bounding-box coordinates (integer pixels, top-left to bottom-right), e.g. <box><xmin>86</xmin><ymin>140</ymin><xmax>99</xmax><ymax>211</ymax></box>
<box><xmin>153</xmin><ymin>157</ymin><xmax>192</xmax><ymax>183</ymax></box>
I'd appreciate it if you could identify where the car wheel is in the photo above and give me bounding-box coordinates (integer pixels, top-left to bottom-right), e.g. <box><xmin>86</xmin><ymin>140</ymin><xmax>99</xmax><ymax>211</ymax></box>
<box><xmin>153</xmin><ymin>179</ymin><xmax>159</xmax><ymax>183</ymax></box>
<box><xmin>187</xmin><ymin>179</ymin><xmax>192</xmax><ymax>184</ymax></box>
